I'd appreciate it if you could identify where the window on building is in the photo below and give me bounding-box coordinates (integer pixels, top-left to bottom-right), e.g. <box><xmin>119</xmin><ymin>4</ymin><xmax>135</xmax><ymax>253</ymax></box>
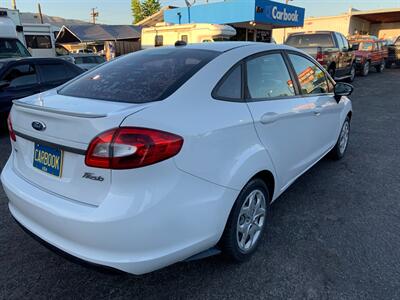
<box><xmin>214</xmin><ymin>64</ymin><xmax>242</xmax><ymax>100</ymax></box>
<box><xmin>155</xmin><ymin>35</ymin><xmax>163</xmax><ymax>47</ymax></box>
<box><xmin>246</xmin><ymin>53</ymin><xmax>295</xmax><ymax>100</ymax></box>
<box><xmin>25</xmin><ymin>35</ymin><xmax>52</xmax><ymax>49</ymax></box>
<box><xmin>288</xmin><ymin>54</ymin><xmax>330</xmax><ymax>95</ymax></box>
<box><xmin>181</xmin><ymin>35</ymin><xmax>188</xmax><ymax>43</ymax></box>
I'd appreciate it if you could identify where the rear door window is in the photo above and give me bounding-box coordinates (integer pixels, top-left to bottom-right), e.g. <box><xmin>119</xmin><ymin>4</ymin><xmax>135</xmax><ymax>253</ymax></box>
<box><xmin>59</xmin><ymin>48</ymin><xmax>219</xmax><ymax>103</ymax></box>
<box><xmin>2</xmin><ymin>63</ymin><xmax>38</xmax><ymax>87</ymax></box>
<box><xmin>246</xmin><ymin>53</ymin><xmax>295</xmax><ymax>100</ymax></box>
<box><xmin>38</xmin><ymin>63</ymin><xmax>74</xmax><ymax>83</ymax></box>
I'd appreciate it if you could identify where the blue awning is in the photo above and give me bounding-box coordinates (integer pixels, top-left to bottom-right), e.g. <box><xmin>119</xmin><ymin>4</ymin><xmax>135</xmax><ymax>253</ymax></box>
<box><xmin>164</xmin><ymin>0</ymin><xmax>305</xmax><ymax>28</ymax></box>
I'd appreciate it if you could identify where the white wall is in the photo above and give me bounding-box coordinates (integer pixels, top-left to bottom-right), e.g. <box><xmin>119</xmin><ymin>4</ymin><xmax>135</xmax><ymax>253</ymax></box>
<box><xmin>273</xmin><ymin>15</ymin><xmax>350</xmax><ymax>43</ymax></box>
<box><xmin>370</xmin><ymin>22</ymin><xmax>400</xmax><ymax>41</ymax></box>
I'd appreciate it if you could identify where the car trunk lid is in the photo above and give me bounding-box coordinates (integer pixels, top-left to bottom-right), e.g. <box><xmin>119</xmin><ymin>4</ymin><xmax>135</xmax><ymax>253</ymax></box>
<box><xmin>10</xmin><ymin>91</ymin><xmax>152</xmax><ymax>206</ymax></box>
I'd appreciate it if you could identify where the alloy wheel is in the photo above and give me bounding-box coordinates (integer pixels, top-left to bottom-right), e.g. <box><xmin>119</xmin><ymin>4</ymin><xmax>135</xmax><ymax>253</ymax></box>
<box><xmin>363</xmin><ymin>62</ymin><xmax>370</xmax><ymax>76</ymax></box>
<box><xmin>339</xmin><ymin>121</ymin><xmax>350</xmax><ymax>154</ymax></box>
<box><xmin>236</xmin><ymin>189</ymin><xmax>266</xmax><ymax>252</ymax></box>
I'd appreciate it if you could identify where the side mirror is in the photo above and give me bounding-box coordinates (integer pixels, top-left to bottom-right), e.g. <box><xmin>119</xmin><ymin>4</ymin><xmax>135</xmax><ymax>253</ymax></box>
<box><xmin>334</xmin><ymin>82</ymin><xmax>353</xmax><ymax>102</ymax></box>
<box><xmin>0</xmin><ymin>80</ymin><xmax>10</xmax><ymax>90</ymax></box>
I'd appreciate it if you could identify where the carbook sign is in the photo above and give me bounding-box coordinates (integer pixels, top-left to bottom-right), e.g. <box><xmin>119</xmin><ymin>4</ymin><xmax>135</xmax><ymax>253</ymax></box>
<box><xmin>255</xmin><ymin>0</ymin><xmax>305</xmax><ymax>27</ymax></box>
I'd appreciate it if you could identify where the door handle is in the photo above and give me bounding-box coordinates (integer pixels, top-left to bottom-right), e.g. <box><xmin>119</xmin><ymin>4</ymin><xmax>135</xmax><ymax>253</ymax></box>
<box><xmin>313</xmin><ymin>107</ymin><xmax>322</xmax><ymax>116</ymax></box>
<box><xmin>260</xmin><ymin>112</ymin><xmax>279</xmax><ymax>124</ymax></box>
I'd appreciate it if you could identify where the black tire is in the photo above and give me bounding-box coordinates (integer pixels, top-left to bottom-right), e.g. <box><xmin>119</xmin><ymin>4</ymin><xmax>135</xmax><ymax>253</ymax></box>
<box><xmin>361</xmin><ymin>61</ymin><xmax>370</xmax><ymax>76</ymax></box>
<box><xmin>330</xmin><ymin>116</ymin><xmax>351</xmax><ymax>160</ymax></box>
<box><xmin>375</xmin><ymin>61</ymin><xmax>384</xmax><ymax>73</ymax></box>
<box><xmin>219</xmin><ymin>178</ymin><xmax>270</xmax><ymax>262</ymax></box>
<box><xmin>346</xmin><ymin>64</ymin><xmax>356</xmax><ymax>83</ymax></box>
<box><xmin>385</xmin><ymin>60</ymin><xmax>392</xmax><ymax>69</ymax></box>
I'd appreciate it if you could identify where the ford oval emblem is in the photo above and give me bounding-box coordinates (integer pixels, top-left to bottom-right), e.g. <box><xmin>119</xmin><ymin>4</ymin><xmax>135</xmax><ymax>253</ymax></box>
<box><xmin>32</xmin><ymin>121</ymin><xmax>46</xmax><ymax>131</ymax></box>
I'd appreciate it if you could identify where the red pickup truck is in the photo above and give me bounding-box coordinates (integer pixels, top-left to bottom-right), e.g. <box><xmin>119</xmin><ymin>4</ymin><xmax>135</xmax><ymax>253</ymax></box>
<box><xmin>348</xmin><ymin>36</ymin><xmax>385</xmax><ymax>76</ymax></box>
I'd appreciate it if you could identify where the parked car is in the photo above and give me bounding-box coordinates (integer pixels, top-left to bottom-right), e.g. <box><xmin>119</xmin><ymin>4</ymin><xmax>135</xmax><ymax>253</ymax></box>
<box><xmin>348</xmin><ymin>37</ymin><xmax>385</xmax><ymax>76</ymax></box>
<box><xmin>2</xmin><ymin>42</ymin><xmax>353</xmax><ymax>275</ymax></box>
<box><xmin>387</xmin><ymin>36</ymin><xmax>400</xmax><ymax>68</ymax></box>
<box><xmin>70</xmin><ymin>53</ymin><xmax>106</xmax><ymax>70</ymax></box>
<box><xmin>377</xmin><ymin>39</ymin><xmax>389</xmax><ymax>64</ymax></box>
<box><xmin>0</xmin><ymin>57</ymin><xmax>83</xmax><ymax>119</ymax></box>
<box><xmin>285</xmin><ymin>31</ymin><xmax>356</xmax><ymax>82</ymax></box>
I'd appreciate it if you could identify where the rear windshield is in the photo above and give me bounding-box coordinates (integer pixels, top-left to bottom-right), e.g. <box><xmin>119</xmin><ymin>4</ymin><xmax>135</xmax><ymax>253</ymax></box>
<box><xmin>59</xmin><ymin>48</ymin><xmax>219</xmax><ymax>103</ymax></box>
<box><xmin>357</xmin><ymin>42</ymin><xmax>374</xmax><ymax>51</ymax></box>
<box><xmin>286</xmin><ymin>34</ymin><xmax>335</xmax><ymax>48</ymax></box>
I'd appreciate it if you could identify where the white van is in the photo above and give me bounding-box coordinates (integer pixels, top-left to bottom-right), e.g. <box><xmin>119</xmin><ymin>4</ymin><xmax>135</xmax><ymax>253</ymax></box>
<box><xmin>0</xmin><ymin>9</ymin><xmax>31</xmax><ymax>58</ymax></box>
<box><xmin>23</xmin><ymin>23</ymin><xmax>57</xmax><ymax>57</ymax></box>
<box><xmin>141</xmin><ymin>23</ymin><xmax>236</xmax><ymax>49</ymax></box>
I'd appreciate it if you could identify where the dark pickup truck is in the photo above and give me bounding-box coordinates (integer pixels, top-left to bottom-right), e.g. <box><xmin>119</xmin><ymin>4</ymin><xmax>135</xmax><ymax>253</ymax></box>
<box><xmin>386</xmin><ymin>36</ymin><xmax>400</xmax><ymax>68</ymax></box>
<box><xmin>285</xmin><ymin>31</ymin><xmax>356</xmax><ymax>82</ymax></box>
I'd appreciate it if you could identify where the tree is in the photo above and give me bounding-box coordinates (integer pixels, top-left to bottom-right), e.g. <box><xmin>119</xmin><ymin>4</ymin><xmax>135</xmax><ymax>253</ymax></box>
<box><xmin>141</xmin><ymin>0</ymin><xmax>161</xmax><ymax>19</ymax></box>
<box><xmin>131</xmin><ymin>0</ymin><xmax>143</xmax><ymax>23</ymax></box>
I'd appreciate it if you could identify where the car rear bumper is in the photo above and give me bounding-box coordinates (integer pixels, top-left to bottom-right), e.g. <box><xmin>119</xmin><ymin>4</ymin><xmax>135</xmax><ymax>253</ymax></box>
<box><xmin>1</xmin><ymin>155</ymin><xmax>238</xmax><ymax>275</ymax></box>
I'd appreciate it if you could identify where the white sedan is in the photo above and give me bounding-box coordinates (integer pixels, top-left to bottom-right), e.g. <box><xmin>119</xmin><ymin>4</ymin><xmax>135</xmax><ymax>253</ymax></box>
<box><xmin>1</xmin><ymin>42</ymin><xmax>353</xmax><ymax>274</ymax></box>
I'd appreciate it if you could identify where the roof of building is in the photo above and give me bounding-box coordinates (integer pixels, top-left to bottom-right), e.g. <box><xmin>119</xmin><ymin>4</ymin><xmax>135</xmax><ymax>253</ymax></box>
<box><xmin>56</xmin><ymin>24</ymin><xmax>142</xmax><ymax>44</ymax></box>
<box><xmin>350</xmin><ymin>8</ymin><xmax>400</xmax><ymax>24</ymax></box>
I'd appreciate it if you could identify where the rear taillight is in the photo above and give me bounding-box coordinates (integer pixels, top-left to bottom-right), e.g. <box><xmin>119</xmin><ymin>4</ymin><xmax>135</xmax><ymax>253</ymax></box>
<box><xmin>7</xmin><ymin>114</ymin><xmax>16</xmax><ymax>142</ymax></box>
<box><xmin>316</xmin><ymin>50</ymin><xmax>324</xmax><ymax>63</ymax></box>
<box><xmin>85</xmin><ymin>127</ymin><xmax>184</xmax><ymax>169</ymax></box>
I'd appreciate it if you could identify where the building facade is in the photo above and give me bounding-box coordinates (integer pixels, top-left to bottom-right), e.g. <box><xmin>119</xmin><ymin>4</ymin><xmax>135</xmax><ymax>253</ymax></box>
<box><xmin>273</xmin><ymin>8</ymin><xmax>400</xmax><ymax>43</ymax></box>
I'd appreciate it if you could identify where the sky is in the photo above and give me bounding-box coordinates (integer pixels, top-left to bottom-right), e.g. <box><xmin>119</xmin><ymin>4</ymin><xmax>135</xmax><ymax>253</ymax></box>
<box><xmin>1</xmin><ymin>0</ymin><xmax>400</xmax><ymax>24</ymax></box>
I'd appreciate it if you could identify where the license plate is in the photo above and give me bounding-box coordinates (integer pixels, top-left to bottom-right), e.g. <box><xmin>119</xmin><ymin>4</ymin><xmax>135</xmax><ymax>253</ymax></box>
<box><xmin>33</xmin><ymin>143</ymin><xmax>64</xmax><ymax>178</ymax></box>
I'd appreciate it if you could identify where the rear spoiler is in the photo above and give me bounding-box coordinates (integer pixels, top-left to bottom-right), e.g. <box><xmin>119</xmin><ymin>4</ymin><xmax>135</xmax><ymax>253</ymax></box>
<box><xmin>13</xmin><ymin>100</ymin><xmax>108</xmax><ymax>118</ymax></box>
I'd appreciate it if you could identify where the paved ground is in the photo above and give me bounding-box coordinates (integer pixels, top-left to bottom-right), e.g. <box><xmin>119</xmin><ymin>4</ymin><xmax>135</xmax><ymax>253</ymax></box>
<box><xmin>0</xmin><ymin>68</ymin><xmax>400</xmax><ymax>300</ymax></box>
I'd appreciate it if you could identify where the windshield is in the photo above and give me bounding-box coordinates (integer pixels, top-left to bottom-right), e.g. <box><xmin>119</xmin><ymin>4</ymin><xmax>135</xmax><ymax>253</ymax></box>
<box><xmin>352</xmin><ymin>42</ymin><xmax>374</xmax><ymax>51</ymax></box>
<box><xmin>286</xmin><ymin>34</ymin><xmax>335</xmax><ymax>48</ymax></box>
<box><xmin>0</xmin><ymin>38</ymin><xmax>31</xmax><ymax>58</ymax></box>
<box><xmin>59</xmin><ymin>48</ymin><xmax>219</xmax><ymax>103</ymax></box>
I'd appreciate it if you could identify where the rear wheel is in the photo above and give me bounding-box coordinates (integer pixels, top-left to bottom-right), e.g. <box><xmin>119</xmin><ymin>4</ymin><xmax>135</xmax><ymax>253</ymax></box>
<box><xmin>346</xmin><ymin>64</ymin><xmax>356</xmax><ymax>82</ymax></box>
<box><xmin>330</xmin><ymin>116</ymin><xmax>351</xmax><ymax>160</ymax></box>
<box><xmin>385</xmin><ymin>60</ymin><xmax>392</xmax><ymax>69</ymax></box>
<box><xmin>361</xmin><ymin>61</ymin><xmax>370</xmax><ymax>76</ymax></box>
<box><xmin>376</xmin><ymin>60</ymin><xmax>385</xmax><ymax>73</ymax></box>
<box><xmin>220</xmin><ymin>178</ymin><xmax>270</xmax><ymax>261</ymax></box>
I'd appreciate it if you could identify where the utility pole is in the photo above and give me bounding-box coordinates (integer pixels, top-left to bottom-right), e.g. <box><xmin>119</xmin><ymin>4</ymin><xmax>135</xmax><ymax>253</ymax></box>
<box><xmin>282</xmin><ymin>0</ymin><xmax>293</xmax><ymax>43</ymax></box>
<box><xmin>38</xmin><ymin>3</ymin><xmax>44</xmax><ymax>24</ymax></box>
<box><xmin>11</xmin><ymin>0</ymin><xmax>16</xmax><ymax>9</ymax></box>
<box><xmin>90</xmin><ymin>8</ymin><xmax>99</xmax><ymax>24</ymax></box>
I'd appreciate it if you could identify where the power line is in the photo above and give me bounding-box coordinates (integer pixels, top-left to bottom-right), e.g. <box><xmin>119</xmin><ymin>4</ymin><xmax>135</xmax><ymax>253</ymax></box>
<box><xmin>90</xmin><ymin>7</ymin><xmax>99</xmax><ymax>24</ymax></box>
